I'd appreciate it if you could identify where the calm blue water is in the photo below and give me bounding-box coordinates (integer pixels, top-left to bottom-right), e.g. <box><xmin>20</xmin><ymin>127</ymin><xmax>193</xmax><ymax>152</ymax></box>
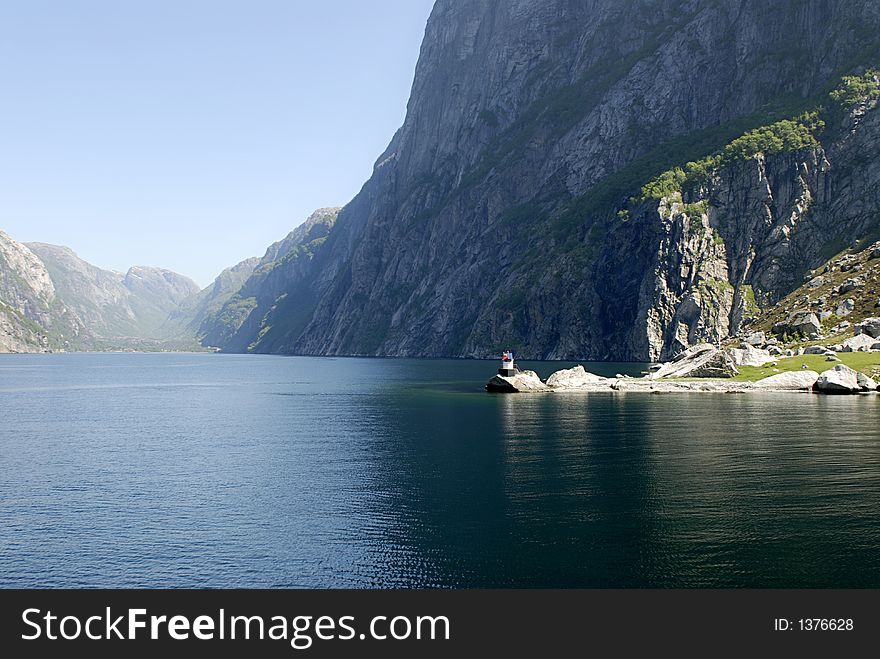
<box><xmin>1</xmin><ymin>352</ymin><xmax>879</xmax><ymax>588</ymax></box>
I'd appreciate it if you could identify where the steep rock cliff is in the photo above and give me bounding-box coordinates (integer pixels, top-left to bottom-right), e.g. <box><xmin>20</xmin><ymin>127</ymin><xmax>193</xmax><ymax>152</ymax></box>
<box><xmin>0</xmin><ymin>231</ymin><xmax>56</xmax><ymax>352</ymax></box>
<box><xmin>199</xmin><ymin>208</ymin><xmax>340</xmax><ymax>351</ymax></box>
<box><xmin>203</xmin><ymin>0</ymin><xmax>880</xmax><ymax>359</ymax></box>
<box><xmin>632</xmin><ymin>79</ymin><xmax>880</xmax><ymax>359</ymax></box>
<box><xmin>162</xmin><ymin>256</ymin><xmax>260</xmax><ymax>339</ymax></box>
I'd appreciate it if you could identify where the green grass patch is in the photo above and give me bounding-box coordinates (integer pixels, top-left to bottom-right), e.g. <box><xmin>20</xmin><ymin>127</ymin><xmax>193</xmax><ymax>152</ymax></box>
<box><xmin>733</xmin><ymin>352</ymin><xmax>880</xmax><ymax>381</ymax></box>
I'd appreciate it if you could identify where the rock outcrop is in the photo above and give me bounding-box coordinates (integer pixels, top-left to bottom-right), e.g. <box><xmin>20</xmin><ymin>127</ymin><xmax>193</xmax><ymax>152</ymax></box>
<box><xmin>649</xmin><ymin>344</ymin><xmax>739</xmax><ymax>379</ymax></box>
<box><xmin>485</xmin><ymin>370</ymin><xmax>548</xmax><ymax>393</ymax></box>
<box><xmin>487</xmin><ymin>365</ymin><xmax>836</xmax><ymax>394</ymax></box>
<box><xmin>487</xmin><ymin>362</ymin><xmax>880</xmax><ymax>394</ymax></box>
<box><xmin>856</xmin><ymin>318</ymin><xmax>880</xmax><ymax>338</ymax></box>
<box><xmin>545</xmin><ymin>365</ymin><xmax>607</xmax><ymax>388</ymax></box>
<box><xmin>752</xmin><ymin>370</ymin><xmax>821</xmax><ymax>390</ymax></box>
<box><xmin>727</xmin><ymin>345</ymin><xmax>775</xmax><ymax>367</ymax></box>
<box><xmin>815</xmin><ymin>364</ymin><xmax>862</xmax><ymax>393</ymax></box>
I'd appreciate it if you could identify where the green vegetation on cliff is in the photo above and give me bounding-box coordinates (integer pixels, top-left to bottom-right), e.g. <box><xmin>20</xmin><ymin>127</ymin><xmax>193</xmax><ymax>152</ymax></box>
<box><xmin>829</xmin><ymin>69</ymin><xmax>880</xmax><ymax>107</ymax></box>
<box><xmin>636</xmin><ymin>111</ymin><xmax>823</xmax><ymax>203</ymax></box>
<box><xmin>636</xmin><ymin>70</ymin><xmax>879</xmax><ymax>204</ymax></box>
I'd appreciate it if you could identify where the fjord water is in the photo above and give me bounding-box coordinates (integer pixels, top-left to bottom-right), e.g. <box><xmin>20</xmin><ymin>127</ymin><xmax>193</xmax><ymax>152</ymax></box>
<box><xmin>1</xmin><ymin>353</ymin><xmax>879</xmax><ymax>588</ymax></box>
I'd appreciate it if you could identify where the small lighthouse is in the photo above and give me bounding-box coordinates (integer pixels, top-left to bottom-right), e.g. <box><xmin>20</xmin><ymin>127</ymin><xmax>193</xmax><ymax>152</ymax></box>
<box><xmin>498</xmin><ymin>349</ymin><xmax>517</xmax><ymax>376</ymax></box>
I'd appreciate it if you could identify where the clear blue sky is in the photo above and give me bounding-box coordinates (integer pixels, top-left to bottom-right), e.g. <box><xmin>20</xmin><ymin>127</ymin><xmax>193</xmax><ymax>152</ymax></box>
<box><xmin>0</xmin><ymin>0</ymin><xmax>435</xmax><ymax>286</ymax></box>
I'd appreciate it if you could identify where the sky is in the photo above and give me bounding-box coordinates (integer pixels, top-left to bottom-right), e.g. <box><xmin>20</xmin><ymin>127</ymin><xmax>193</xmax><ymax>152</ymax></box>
<box><xmin>0</xmin><ymin>0</ymin><xmax>435</xmax><ymax>287</ymax></box>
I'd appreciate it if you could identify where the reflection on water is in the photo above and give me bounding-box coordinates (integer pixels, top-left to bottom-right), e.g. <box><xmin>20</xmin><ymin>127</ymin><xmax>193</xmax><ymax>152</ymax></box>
<box><xmin>0</xmin><ymin>353</ymin><xmax>878</xmax><ymax>587</ymax></box>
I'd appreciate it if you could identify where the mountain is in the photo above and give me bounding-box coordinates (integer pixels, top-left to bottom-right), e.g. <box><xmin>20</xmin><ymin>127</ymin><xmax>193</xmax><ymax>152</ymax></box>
<box><xmin>162</xmin><ymin>256</ymin><xmax>260</xmax><ymax>340</ymax></box>
<box><xmin>0</xmin><ymin>231</ymin><xmax>200</xmax><ymax>351</ymax></box>
<box><xmin>200</xmin><ymin>0</ymin><xmax>880</xmax><ymax>360</ymax></box>
<box><xmin>26</xmin><ymin>242</ymin><xmax>200</xmax><ymax>345</ymax></box>
<box><xmin>0</xmin><ymin>230</ymin><xmax>63</xmax><ymax>352</ymax></box>
<box><xmin>198</xmin><ymin>207</ymin><xmax>340</xmax><ymax>351</ymax></box>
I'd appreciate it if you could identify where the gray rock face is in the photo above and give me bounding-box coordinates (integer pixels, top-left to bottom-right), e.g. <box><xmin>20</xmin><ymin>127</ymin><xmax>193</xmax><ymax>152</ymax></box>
<box><xmin>727</xmin><ymin>344</ymin><xmax>774</xmax><ymax>367</ymax></box>
<box><xmin>774</xmin><ymin>311</ymin><xmax>822</xmax><ymax>338</ymax></box>
<box><xmin>650</xmin><ymin>344</ymin><xmax>739</xmax><ymax>379</ymax></box>
<box><xmin>856</xmin><ymin>317</ymin><xmax>880</xmax><ymax>338</ymax></box>
<box><xmin>840</xmin><ymin>333</ymin><xmax>878</xmax><ymax>352</ymax></box>
<box><xmin>201</xmin><ymin>1</ymin><xmax>880</xmax><ymax>360</ymax></box>
<box><xmin>752</xmin><ymin>370</ymin><xmax>820</xmax><ymax>390</ymax></box>
<box><xmin>0</xmin><ymin>230</ymin><xmax>56</xmax><ymax>352</ymax></box>
<box><xmin>836</xmin><ymin>299</ymin><xmax>856</xmax><ymax>317</ymax></box>
<box><xmin>815</xmin><ymin>364</ymin><xmax>861</xmax><ymax>393</ymax></box>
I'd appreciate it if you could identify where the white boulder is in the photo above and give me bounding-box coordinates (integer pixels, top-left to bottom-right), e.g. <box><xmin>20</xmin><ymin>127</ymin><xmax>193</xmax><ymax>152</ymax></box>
<box><xmin>744</xmin><ymin>331</ymin><xmax>766</xmax><ymax>346</ymax></box>
<box><xmin>840</xmin><ymin>333</ymin><xmax>878</xmax><ymax>352</ymax></box>
<box><xmin>857</xmin><ymin>372</ymin><xmax>878</xmax><ymax>391</ymax></box>
<box><xmin>546</xmin><ymin>365</ymin><xmax>607</xmax><ymax>389</ymax></box>
<box><xmin>752</xmin><ymin>370</ymin><xmax>820</xmax><ymax>391</ymax></box>
<box><xmin>815</xmin><ymin>364</ymin><xmax>861</xmax><ymax>393</ymax></box>
<box><xmin>486</xmin><ymin>370</ymin><xmax>549</xmax><ymax>393</ymax></box>
<box><xmin>836</xmin><ymin>299</ymin><xmax>855</xmax><ymax>317</ymax></box>
<box><xmin>727</xmin><ymin>344</ymin><xmax>775</xmax><ymax>367</ymax></box>
<box><xmin>650</xmin><ymin>344</ymin><xmax>739</xmax><ymax>379</ymax></box>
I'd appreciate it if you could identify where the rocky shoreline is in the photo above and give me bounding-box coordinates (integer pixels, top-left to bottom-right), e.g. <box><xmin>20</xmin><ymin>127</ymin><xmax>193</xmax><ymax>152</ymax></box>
<box><xmin>486</xmin><ymin>362</ymin><xmax>878</xmax><ymax>395</ymax></box>
<box><xmin>487</xmin><ymin>319</ymin><xmax>880</xmax><ymax>395</ymax></box>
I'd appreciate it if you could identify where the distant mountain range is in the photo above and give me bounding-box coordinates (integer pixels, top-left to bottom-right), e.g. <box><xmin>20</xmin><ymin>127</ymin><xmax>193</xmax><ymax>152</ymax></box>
<box><xmin>0</xmin><ymin>230</ymin><xmax>201</xmax><ymax>352</ymax></box>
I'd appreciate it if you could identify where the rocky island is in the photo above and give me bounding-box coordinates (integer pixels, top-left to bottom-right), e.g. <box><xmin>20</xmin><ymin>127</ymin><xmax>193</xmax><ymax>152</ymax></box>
<box><xmin>487</xmin><ymin>318</ymin><xmax>880</xmax><ymax>395</ymax></box>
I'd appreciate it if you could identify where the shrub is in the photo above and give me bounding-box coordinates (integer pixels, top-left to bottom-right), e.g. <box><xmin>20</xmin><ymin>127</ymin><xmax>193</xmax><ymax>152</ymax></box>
<box><xmin>829</xmin><ymin>70</ymin><xmax>880</xmax><ymax>108</ymax></box>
